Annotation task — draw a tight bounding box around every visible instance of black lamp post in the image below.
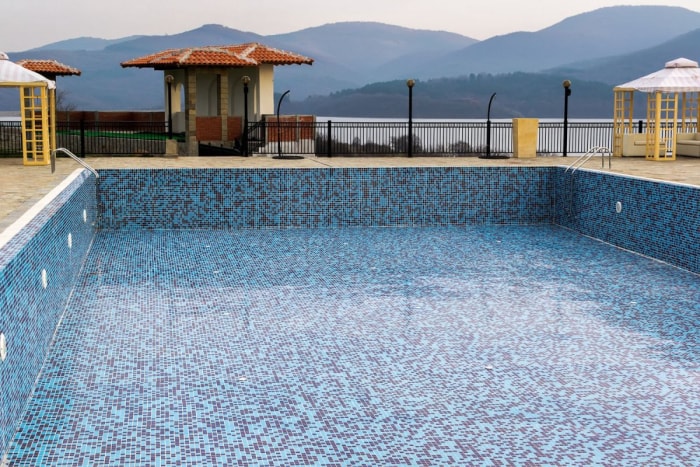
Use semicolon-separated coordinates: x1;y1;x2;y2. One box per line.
563;80;572;157
165;74;174;139
241;75;250;156
407;79;415;157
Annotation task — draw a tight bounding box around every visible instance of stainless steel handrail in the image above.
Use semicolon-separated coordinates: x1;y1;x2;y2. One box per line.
565;146;611;174
564;146;612;218
51;147;99;178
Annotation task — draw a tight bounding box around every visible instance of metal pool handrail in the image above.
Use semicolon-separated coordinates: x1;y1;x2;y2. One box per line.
51;147;99;178
565;146;612;175
563;146;612;219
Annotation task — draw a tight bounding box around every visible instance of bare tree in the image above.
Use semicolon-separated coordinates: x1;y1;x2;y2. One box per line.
56;88;77;112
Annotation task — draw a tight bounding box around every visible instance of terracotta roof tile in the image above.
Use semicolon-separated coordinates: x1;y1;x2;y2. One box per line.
121;43;313;69
16;59;81;76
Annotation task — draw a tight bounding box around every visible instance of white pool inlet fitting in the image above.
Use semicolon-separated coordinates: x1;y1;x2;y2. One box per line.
41;269;48;289
616;201;623;213
67;233;73;249
0;333;6;361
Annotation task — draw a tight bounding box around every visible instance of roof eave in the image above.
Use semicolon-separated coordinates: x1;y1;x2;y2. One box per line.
121;61;313;69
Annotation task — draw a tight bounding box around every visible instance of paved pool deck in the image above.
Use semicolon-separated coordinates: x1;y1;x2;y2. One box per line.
2;154;700;234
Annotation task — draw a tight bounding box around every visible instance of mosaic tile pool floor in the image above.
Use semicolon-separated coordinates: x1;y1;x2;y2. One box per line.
6;225;700;466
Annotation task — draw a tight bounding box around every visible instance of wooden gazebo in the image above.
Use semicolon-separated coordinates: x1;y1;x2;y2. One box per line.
613;58;700;161
0;52;56;165
121;43;313;156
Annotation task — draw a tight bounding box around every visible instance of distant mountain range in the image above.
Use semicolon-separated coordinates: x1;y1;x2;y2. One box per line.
2;5;700;118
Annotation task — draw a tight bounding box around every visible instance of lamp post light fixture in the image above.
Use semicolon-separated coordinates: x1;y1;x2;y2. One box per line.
407;79;415;157
562;79;572;157
241;75;250;156
165;74;174;140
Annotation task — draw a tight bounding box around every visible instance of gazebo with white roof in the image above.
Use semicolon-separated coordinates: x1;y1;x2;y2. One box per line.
613;57;700;161
0;52;57;165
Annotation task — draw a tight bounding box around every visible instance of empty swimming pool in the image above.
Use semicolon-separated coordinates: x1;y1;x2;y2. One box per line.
4;225;699;465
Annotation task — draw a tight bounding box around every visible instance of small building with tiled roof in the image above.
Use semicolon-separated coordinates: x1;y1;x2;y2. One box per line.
121;43;313;156
16;59;81;81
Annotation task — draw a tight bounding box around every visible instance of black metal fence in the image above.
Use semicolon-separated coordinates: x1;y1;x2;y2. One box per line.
0;121;21;155
58;120;171;156
537;121;616;156
251;120;617;156
0;120;170;156
0;118;636;157
314;121;512;156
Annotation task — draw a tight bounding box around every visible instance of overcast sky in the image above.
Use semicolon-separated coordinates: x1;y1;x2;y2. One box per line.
3;0;699;52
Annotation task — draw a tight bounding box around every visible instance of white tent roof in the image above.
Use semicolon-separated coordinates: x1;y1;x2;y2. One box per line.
0;51;56;89
616;58;700;93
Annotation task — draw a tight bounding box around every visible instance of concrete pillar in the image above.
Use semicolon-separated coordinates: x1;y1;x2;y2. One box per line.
512;118;539;158
218;71;229;141
185;69;199;156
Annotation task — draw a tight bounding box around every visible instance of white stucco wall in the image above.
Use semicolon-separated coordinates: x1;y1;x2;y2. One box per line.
163;65;277;126
163;70;186;132
227;68;258;120
195;72;218;116
259;65;275;116
224;65;274;121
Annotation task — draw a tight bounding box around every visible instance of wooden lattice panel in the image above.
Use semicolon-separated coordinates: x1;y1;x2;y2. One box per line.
612;89;635;157
20;85;52;166
645;92;676;161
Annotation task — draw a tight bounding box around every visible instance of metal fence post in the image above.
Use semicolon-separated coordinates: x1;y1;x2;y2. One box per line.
327;120;332;157
80;118;86;158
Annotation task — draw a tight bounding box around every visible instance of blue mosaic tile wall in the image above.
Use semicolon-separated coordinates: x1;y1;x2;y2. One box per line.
97;166;699;274
0;172;96;455
97;167;555;229
555;168;700;274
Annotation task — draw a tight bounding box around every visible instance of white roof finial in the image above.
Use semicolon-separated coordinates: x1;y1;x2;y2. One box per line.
665;57;699;69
